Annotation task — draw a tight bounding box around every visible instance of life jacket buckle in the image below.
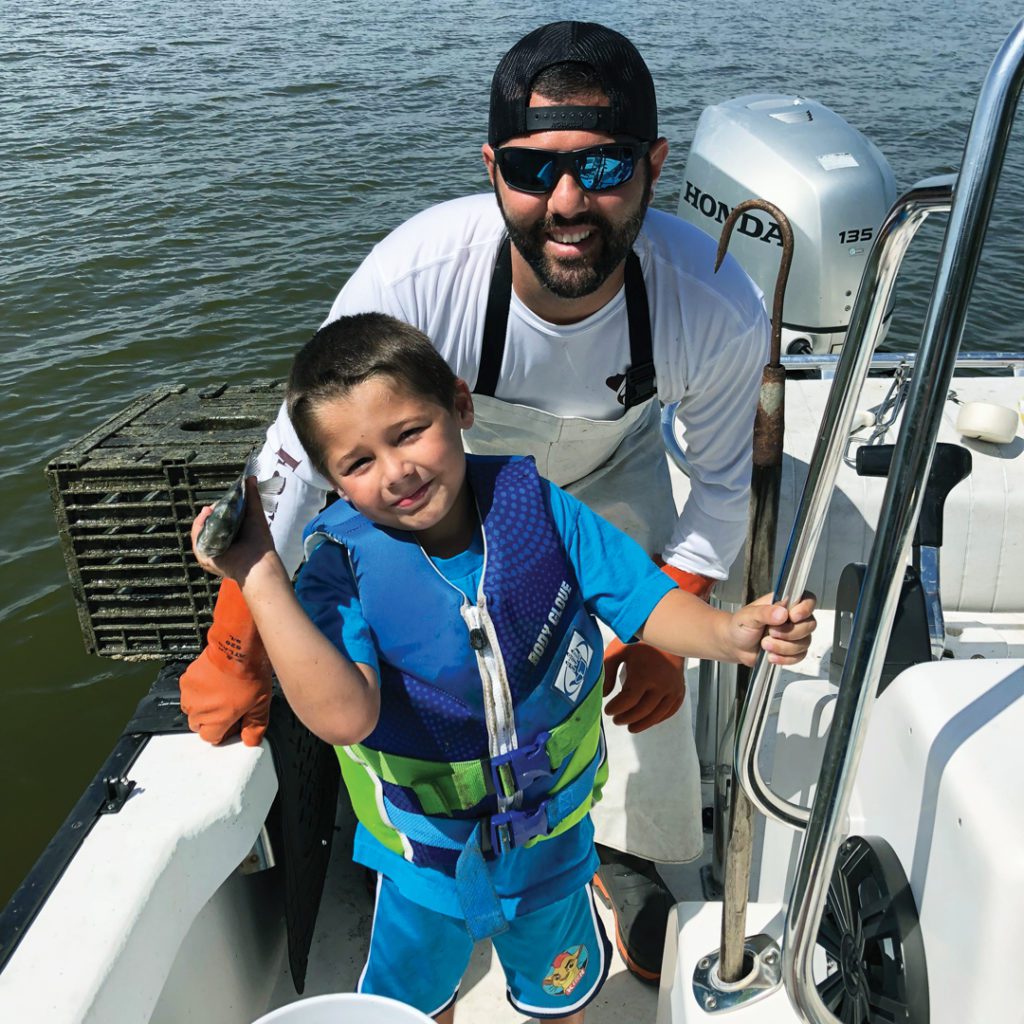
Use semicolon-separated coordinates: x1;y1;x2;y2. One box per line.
489;802;550;853
489;731;552;798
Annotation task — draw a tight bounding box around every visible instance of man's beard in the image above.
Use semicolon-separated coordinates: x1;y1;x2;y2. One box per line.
495;177;652;300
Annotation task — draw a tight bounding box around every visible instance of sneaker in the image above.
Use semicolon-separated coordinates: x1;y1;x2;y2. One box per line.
593;851;674;984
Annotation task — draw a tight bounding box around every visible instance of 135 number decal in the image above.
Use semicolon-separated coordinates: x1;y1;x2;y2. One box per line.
839;227;874;244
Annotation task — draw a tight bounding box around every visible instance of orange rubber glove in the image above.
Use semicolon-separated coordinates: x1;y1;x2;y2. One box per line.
602;561;716;732
179;579;272;746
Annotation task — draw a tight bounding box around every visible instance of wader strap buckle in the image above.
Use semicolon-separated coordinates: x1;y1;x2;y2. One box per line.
607;362;657;409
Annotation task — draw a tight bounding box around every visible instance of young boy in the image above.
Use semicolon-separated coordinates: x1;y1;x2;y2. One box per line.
191;313;816;1023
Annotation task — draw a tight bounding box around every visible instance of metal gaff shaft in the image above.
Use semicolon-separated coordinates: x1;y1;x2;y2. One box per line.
714;199;793;982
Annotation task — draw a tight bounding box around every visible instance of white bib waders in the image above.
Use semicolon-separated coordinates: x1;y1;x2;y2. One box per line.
466;238;703;864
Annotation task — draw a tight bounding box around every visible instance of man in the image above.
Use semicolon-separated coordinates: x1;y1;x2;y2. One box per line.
181;21;769;984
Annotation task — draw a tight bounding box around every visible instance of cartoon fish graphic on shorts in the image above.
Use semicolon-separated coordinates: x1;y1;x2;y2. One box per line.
543;944;589;996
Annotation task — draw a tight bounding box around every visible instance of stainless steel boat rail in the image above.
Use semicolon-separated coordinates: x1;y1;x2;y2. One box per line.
782;350;1024;373
781;20;1024;1024
664;176;955;888
732;172;955;829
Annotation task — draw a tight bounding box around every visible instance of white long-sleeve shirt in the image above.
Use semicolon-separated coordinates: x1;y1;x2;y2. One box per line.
262;193;769;578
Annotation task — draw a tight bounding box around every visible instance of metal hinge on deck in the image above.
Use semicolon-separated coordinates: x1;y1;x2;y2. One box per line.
98;775;136;814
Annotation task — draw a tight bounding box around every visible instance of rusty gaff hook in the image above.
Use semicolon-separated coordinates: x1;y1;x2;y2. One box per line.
715;199;794;471
715;198;795;369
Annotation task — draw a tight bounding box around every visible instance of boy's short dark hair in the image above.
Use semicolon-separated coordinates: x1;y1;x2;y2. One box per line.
287;313;458;479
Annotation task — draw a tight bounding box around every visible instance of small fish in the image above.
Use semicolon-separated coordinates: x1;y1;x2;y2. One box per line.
195;450;285;559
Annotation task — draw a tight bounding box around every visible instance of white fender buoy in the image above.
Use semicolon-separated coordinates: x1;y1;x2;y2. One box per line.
851;409;876;431
956;401;1020;444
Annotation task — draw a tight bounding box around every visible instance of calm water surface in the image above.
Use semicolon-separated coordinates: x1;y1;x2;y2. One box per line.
3;0;1024;903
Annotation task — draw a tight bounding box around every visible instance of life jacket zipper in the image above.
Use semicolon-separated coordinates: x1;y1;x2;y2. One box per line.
415;511;520;813
460;601;519;812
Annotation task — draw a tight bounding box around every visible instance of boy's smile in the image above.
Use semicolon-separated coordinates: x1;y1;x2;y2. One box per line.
319;376;476;556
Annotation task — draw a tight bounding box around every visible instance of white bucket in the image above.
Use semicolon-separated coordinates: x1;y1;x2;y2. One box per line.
252;993;434;1023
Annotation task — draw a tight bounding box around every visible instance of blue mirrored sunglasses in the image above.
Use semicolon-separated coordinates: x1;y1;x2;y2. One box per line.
495;141;650;194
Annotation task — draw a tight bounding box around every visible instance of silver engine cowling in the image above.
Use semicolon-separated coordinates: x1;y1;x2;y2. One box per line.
676;94;896;354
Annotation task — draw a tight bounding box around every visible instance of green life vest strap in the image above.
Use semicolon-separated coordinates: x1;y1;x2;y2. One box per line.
348;674;604;815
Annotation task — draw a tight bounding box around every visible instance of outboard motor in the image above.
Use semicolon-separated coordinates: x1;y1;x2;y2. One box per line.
677;94;896;354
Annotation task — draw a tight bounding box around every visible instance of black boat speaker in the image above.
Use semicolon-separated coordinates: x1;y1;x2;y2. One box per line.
817;835;929;1023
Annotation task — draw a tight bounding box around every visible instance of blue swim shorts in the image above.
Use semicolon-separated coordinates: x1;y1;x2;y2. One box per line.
359;874;612;1018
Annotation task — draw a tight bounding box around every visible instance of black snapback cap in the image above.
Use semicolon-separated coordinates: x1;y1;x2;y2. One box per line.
488;21;658;147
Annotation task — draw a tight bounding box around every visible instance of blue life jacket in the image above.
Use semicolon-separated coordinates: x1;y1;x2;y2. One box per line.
303;455;607;936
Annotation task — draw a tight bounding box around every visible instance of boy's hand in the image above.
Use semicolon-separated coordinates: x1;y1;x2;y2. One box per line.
728;593;817;667
183;477;288;748
191;477;279;585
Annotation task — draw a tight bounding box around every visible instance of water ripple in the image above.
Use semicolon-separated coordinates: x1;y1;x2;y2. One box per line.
3;0;1024;903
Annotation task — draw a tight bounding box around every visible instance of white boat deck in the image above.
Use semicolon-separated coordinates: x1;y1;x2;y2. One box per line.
271;602;1024;1021
2;372;1022;1024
